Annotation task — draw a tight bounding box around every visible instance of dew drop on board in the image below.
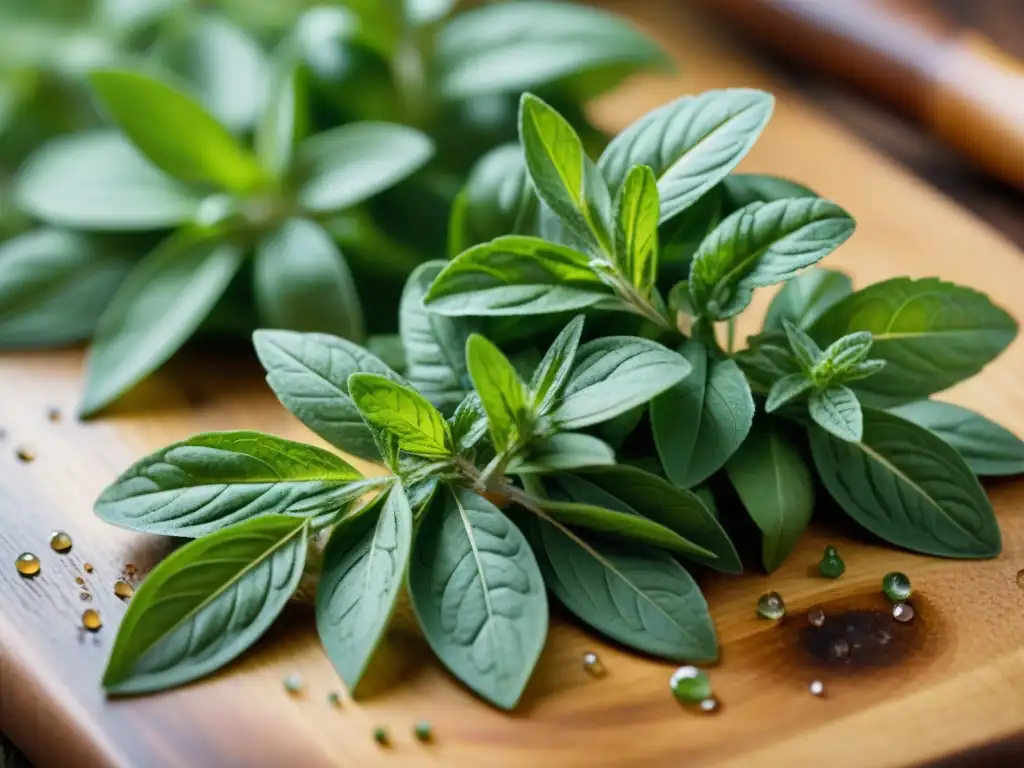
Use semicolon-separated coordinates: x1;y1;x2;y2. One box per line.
757;592;786;620
49;531;72;554
807;607;826;627
670;666;711;705
83;563;94;573
15;553;41;578
809;680;825;697
81;609;102;632
582;651;605;676
882;572;912;602
699;697;720;714
892;603;915;623
284;673;303;694
327;692;341;708
414;721;433;742
373;727;389;746
113;580;134;600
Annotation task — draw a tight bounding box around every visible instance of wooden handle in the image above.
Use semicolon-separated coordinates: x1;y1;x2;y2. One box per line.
692;0;1024;189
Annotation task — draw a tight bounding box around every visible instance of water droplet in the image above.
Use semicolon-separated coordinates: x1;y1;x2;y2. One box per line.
892;603;915;623
830;638;850;660
16;446;35;463
809;680;825;697
582;651;605;676
327;691;341;708
414;721;432;742
373;727;389;746
882;572;911;602
49;531;72;554
283;673;303;694
699;696;720;714
83;563;94;573
15;552;40;577
113;580;134;600
670;666;711;705
807;607;826;627
757;591;786;620
46;407;62;423
81;609;102;632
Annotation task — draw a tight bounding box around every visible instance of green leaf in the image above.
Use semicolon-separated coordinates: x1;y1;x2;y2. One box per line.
529;314;584;414
689;198;856;320
348;373;452;458
613;164;659;297
400;261;476;414
510;433;615;473
809;408;1001;558
784;319;822;373
80;232;244;417
89;70;266;193
449;392;488;453
16;131;199;230
566;466;741;573
95;431;366;536
293;122;433;213
254;218;364;341
809;278;1017;405
554;337;691;429
765;373;814;413
722;173;816;211
650;340;753;488
0;229;131;349
423;235;613;317
102;514;308;695
316;483;412;693
255;47;306;177
408;486;547;710
888;401;1024;477
725;425;814;572
764;267;852;331
465;334;528;452
406;0;456;25
809;385;863;442
253;329;405;461
530;518;717;661
434;2;666;99
599;89;774;222
659;188;724;277
518;93;612;253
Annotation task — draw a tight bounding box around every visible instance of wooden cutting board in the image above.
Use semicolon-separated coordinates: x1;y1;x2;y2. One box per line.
3;2;1024;766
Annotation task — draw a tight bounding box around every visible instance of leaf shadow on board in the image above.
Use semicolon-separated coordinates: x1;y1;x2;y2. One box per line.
352;593;434;700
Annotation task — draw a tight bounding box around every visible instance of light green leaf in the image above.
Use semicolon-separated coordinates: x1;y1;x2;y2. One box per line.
0;229;131;349
765;373;814;413
764;267;852;331
613;164;659;297
722;173;816;211
293;122;433;213
95;431;366;537
316;484;412;693
510;433;615;473
16;131;199;230
809;385;863;442
599;89;774;222
530;518;717;661
889;401;1024;477
89;69;266;193
689;198;856;320
554;337;691;429
255;47;306;177
529;314;584;414
348;373;451;458
651;340;753;488
102;514;308;694
466;334;528;452
809;408;1001;558
784;319;822;373
449;392;488;453
423;235;613;316
80;232;244;417
253;329;405;461
726;425;814;572
406;0;456;25
809;278;1017;405
408;486;547;710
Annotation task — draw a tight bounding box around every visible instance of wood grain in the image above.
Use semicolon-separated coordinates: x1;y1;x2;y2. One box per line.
3;1;1024;766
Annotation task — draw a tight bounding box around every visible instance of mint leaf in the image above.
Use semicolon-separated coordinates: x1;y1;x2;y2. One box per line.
510;433;615;473
466;334;528;452
612;164;659;297
764;267;852;332
765;373;814;413
449;393;489;453
255;48;305;177
529;314;584;414
722;173;816;211
809;408;1001;558
348;373;452;459
784;319;822;374
808;385;863;442
651;340;753;488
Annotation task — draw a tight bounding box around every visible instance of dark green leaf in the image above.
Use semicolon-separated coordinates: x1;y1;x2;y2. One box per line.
809;408;1001;558
348;373;452;458
722;173;816;211
529;314;584;414
764;267;852;332
510;433;615;473
102;514;308;694
613;164;659;297
659;188;724;277
466;334;528;452
449;392;488;453
784;319;822;373
765;373;814;413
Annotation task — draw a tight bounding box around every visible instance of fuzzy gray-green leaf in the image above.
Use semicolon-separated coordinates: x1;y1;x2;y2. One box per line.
809;385;863;442
764;267;852;331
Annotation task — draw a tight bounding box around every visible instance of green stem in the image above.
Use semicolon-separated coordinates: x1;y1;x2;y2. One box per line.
727;318;736;355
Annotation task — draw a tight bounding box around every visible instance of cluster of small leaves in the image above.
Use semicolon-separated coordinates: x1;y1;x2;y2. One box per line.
0;0;669;415
94;86;1023;711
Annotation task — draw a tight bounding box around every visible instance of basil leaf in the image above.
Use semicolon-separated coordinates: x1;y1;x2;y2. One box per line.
764;267;852;332
255;49;305;177
599;89;774;222
659;188;723;278
253;329;405;461
95;431;366;536
434;2;665;99
423;235;612;316
80;232;244;417
0;229;131;349
889;401;1024;477
568;466;741;573
449;392;489;453
765;373;814;413
466;334;528;452
554;337;691;429
102;514;308;695
510;433;615;473
400;261;475;414
530;518;717;661
613;164;659;297
689;198;856;320
809;408;1001;558
316;483;412;693
89;70;266;193
784;319;822;374
529;314;584;414
254;218;364;341
293;122;433;213
722;173;816;211
725;424;814;572
348;373;452;459
17;131;199;230
651;340;753;488
809;278;1017;405
409;486;547;710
